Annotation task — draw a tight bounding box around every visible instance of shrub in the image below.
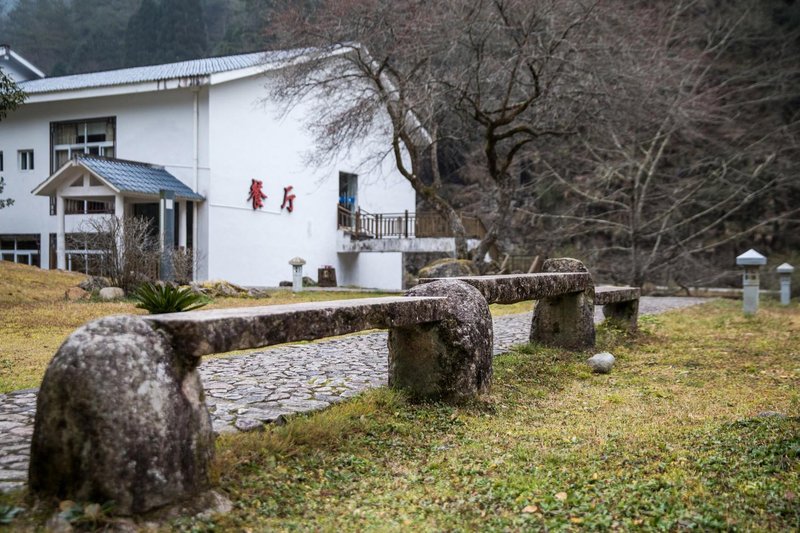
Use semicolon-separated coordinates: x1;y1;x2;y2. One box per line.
133;282;208;314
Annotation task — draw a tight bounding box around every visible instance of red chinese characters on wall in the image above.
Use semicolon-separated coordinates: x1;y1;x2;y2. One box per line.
247;180;297;212
281;186;296;212
247;179;267;210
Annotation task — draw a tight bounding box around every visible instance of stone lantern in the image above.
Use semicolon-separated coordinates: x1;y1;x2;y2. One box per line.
289;257;306;293
736;249;767;316
777;263;794;306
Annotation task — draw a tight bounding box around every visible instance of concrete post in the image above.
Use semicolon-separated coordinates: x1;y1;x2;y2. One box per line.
736;249;767;316
159;190;175;281
777;263;794;306
289;257;306;293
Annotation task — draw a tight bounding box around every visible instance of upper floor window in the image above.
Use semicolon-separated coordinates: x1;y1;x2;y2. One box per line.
0;151;4;172
51;117;116;172
19;150;34;170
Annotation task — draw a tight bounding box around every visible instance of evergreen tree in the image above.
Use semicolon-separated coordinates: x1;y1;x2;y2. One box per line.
158;0;209;63
125;0;162;66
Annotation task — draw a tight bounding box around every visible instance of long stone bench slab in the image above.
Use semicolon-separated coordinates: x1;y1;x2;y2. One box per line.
595;286;640;305
145;296;448;358
595;286;641;332
418;272;593;304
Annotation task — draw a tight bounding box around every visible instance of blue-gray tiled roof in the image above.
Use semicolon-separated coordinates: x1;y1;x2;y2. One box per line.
79;156;204;201
18;49;302;94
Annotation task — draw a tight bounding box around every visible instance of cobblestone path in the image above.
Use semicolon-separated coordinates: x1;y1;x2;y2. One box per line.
0;296;707;492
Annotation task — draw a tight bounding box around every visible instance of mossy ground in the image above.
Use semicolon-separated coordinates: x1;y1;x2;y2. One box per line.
179;300;796;531
1;262;798;530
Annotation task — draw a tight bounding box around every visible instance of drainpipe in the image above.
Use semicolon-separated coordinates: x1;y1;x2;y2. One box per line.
192;88;199;192
192;88;199;281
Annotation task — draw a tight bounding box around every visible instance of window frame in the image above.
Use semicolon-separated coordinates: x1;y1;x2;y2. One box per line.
50;117;116;173
18;149;34;171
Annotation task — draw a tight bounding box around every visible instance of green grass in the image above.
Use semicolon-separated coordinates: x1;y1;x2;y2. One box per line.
2;263;798;530
157;299;797;531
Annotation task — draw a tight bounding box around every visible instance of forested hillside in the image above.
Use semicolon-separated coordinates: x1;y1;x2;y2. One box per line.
1;0;798;287
0;0;281;75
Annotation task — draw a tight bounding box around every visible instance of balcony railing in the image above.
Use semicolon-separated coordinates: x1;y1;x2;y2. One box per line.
337;205;485;240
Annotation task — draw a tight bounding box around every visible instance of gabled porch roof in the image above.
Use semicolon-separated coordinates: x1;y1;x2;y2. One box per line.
32;155;205;201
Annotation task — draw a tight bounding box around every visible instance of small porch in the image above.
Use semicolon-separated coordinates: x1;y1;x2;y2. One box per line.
32;155;204;275
335;205;486;254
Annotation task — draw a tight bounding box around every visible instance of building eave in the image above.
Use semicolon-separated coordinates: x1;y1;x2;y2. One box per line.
32;160;122;197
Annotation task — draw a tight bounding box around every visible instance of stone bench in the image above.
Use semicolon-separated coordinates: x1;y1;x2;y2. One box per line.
421;258;598;350
30;284;493;515
29;257;639;516
595;285;641;332
421;258;642;348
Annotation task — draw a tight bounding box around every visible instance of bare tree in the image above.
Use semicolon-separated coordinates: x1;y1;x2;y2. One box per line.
520;0;800;286
271;0;595;265
77;215;159;292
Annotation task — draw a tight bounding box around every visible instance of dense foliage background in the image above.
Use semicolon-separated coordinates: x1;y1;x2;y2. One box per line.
1;0;798;287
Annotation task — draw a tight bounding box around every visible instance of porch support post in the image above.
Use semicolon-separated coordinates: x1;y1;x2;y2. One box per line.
159;190;175;281
178;200;188;248
56;196;66;270
114;194;124;219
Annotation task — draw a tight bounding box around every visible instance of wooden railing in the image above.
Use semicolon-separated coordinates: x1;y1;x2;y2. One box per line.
337;205;486;240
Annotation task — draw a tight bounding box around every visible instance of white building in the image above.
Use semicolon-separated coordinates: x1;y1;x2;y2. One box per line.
0;46;426;290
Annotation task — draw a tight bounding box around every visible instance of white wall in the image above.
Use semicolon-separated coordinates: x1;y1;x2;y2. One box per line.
0;87;208;268
0;68;416;290
207;71;415;290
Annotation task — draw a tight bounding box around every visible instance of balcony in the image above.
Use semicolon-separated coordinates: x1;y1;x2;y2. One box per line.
336;205;484;253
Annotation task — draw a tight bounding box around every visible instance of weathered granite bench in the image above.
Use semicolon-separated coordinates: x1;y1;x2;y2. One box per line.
29;257;639;516
421;258;641;348
595;285;641;332
29;284;493;515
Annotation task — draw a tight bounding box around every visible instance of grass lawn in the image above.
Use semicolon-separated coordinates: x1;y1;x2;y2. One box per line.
1;263;798;530
0;262;398;393
193;300;797;531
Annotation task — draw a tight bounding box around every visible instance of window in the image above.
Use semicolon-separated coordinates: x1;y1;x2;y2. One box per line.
19;150;34;170
0;234;41;267
0;151;4;172
51;117;116;172
64;198;115;215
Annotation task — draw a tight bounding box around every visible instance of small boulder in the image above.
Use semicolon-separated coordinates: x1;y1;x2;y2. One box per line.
278;280;292;287
64;287;90;301
98;287;125;300
418;258;478;279
78;276;110;292
587;352;615;374
757;411;787;419
246;288;271;298
302;276;318;287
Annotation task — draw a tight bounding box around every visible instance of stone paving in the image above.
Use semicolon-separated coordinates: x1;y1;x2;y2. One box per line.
0;296;707;492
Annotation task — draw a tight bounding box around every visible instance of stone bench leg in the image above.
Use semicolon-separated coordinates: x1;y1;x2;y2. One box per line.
388;279;493;402
530;290;596;349
529;257;596;350
602;300;639;333
29;316;214;515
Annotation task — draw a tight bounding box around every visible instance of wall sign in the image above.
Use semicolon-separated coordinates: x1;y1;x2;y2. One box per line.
281;185;296;212
247;179;267;210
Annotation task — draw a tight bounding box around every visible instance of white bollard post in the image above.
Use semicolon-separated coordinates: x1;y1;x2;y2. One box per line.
736;249;767;316
777;263;794;306
289;257;306;293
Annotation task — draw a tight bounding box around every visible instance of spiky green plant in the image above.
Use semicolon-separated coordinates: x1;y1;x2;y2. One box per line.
133;282;208;314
